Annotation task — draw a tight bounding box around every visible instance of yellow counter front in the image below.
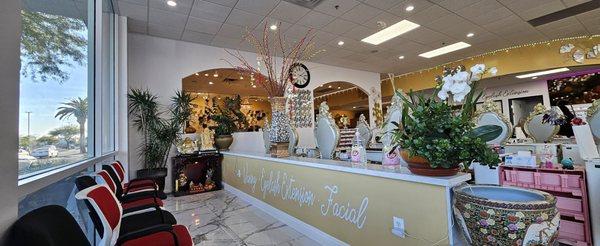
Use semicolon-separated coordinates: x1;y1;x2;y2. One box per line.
221;151;470;246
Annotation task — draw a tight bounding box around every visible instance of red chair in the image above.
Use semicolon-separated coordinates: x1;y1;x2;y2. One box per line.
75;184;192;246
96;170;165;211
102;162;167;200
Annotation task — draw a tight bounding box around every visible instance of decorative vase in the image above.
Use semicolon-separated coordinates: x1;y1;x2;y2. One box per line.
215;135;233;151
400;150;459;176
269;96;290;157
453;185;559;246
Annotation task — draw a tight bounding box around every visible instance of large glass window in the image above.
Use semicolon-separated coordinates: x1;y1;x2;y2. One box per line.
101;0;116;153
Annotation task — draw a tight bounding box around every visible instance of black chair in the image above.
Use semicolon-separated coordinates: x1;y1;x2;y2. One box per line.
11;205;91;246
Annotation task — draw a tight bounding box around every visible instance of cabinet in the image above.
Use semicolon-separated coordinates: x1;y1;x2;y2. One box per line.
500;166;591;245
171;152;222;197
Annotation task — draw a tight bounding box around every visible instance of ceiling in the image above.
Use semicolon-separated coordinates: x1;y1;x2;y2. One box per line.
116;0;600;74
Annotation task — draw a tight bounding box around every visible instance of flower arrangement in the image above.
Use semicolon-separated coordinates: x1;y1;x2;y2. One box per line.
226;23;319;97
390;64;502;175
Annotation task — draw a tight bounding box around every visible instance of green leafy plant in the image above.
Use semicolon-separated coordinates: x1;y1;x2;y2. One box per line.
390;82;502;169
210;95;247;136
128;89;194;169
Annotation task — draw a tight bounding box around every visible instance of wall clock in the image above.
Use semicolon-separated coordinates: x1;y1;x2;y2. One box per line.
289;63;310;88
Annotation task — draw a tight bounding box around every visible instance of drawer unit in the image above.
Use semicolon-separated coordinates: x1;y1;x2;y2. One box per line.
499;166;591;245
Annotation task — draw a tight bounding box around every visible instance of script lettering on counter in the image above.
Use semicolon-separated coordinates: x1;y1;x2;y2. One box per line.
320;185;368;229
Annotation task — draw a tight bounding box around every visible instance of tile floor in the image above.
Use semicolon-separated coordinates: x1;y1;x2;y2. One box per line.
163;190;320;246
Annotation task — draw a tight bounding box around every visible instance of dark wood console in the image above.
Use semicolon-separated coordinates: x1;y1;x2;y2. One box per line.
171;152;223;197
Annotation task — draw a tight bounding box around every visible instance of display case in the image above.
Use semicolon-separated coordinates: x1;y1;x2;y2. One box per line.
171;152;223;197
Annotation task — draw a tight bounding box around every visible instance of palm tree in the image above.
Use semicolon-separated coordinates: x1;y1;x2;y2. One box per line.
55;97;88;153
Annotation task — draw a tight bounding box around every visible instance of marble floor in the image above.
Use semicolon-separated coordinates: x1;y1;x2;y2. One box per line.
163;190;320;246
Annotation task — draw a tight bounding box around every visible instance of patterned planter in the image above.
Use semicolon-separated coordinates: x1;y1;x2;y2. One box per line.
453;185;559;246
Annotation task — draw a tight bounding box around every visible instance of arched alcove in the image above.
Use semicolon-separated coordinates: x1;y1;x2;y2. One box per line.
313;81;370;129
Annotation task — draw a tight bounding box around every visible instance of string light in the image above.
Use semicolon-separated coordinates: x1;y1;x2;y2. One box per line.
383;35;600;83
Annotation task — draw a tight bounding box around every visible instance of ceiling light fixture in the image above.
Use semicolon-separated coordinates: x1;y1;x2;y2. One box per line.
337;86;341;89
270;24;277;30
515;68;569;78
466;32;474;37
208;81;214;85
337;40;344;46
166;0;177;7
328;85;332;88
213;73;218;77
361;20;420;45
398;55;405;59
419;42;471;58
405;5;414;11
204;73;209;77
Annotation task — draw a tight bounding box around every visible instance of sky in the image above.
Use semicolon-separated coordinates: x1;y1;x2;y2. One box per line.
19;58;87;137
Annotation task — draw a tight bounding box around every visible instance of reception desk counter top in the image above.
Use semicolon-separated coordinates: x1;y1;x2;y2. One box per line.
222;151;471;187
220;151;468;246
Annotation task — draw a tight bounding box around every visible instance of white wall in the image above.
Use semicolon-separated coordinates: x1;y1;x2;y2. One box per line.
128;33;381;192
0;0;21;241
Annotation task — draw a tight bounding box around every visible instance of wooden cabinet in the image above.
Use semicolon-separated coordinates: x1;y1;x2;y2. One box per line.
171;152;222;197
500;166;591;245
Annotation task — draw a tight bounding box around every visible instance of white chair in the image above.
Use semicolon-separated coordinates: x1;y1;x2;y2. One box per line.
314;102;340;159
524;103;559;143
473;100;513;145
356;114;372;148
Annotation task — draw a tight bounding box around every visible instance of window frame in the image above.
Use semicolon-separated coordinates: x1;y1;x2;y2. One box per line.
17;0;120;197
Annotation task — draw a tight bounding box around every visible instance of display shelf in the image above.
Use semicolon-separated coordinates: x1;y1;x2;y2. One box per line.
338;128;356;149
171;152;223;197
499;165;592;245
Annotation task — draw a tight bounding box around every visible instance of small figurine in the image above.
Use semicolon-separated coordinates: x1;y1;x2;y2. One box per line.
198;126;216;151
176;137;197;154
340;115;350;129
204;169;216;190
178;173;188;190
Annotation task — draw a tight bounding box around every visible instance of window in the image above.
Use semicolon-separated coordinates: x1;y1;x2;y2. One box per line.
18;0;117;180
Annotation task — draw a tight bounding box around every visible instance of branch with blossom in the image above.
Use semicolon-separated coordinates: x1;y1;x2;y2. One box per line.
225;22;319;97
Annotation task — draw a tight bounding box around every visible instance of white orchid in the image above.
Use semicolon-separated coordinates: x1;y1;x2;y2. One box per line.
470;64;486;75
436;64;498;103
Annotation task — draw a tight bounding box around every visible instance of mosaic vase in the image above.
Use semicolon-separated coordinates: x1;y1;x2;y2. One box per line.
453;185;559;246
269;96;290;143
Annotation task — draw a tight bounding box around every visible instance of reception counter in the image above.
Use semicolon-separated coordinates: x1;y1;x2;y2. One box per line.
221;151;470;246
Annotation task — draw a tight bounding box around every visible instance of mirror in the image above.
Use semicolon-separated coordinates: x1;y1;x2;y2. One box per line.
313;82;369;129
182;68;271;133
314;102;340;159
524;104;559;143
474;101;512;145
588;100;600;141
288;125;299;156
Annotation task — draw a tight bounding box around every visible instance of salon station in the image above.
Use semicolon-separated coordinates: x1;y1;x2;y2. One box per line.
5;0;600;246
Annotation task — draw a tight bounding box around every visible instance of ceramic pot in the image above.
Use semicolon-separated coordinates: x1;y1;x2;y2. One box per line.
399;150;459;176
215;135;233;151
453;185;559;246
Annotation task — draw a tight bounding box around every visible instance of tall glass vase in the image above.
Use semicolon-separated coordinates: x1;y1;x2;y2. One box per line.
269;96;290;157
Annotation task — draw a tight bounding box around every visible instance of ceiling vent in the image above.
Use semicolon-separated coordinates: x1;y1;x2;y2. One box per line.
283;0;325;9
528;0;600;26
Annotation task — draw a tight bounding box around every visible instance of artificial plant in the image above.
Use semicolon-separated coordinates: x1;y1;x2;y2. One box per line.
128;88;194;169
210;95;247;135
389;65;502;169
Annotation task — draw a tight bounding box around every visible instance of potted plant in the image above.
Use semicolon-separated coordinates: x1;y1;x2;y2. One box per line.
128;88;194;191
390;64;502;176
210;96;247;150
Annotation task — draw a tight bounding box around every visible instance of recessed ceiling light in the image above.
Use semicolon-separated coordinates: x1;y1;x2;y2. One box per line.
466;32;474;37
166;0;177;7
337;86;341;89
208;81;214;85
353;106;357;109
531;76;538;79
337;40;344;46
328;85;332;88
405;5;414;11
204;73;209;77
270;24;277;30
419;42;471;58
515;68;569;79
398;55;405;59
240;76;244;79
213;73;218;77
195;73;199;76
361;20;420;45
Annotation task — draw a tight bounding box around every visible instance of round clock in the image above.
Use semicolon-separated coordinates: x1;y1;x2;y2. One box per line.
289;63;310;88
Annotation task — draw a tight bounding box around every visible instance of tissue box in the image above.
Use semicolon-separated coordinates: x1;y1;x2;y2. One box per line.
505;154;537;167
